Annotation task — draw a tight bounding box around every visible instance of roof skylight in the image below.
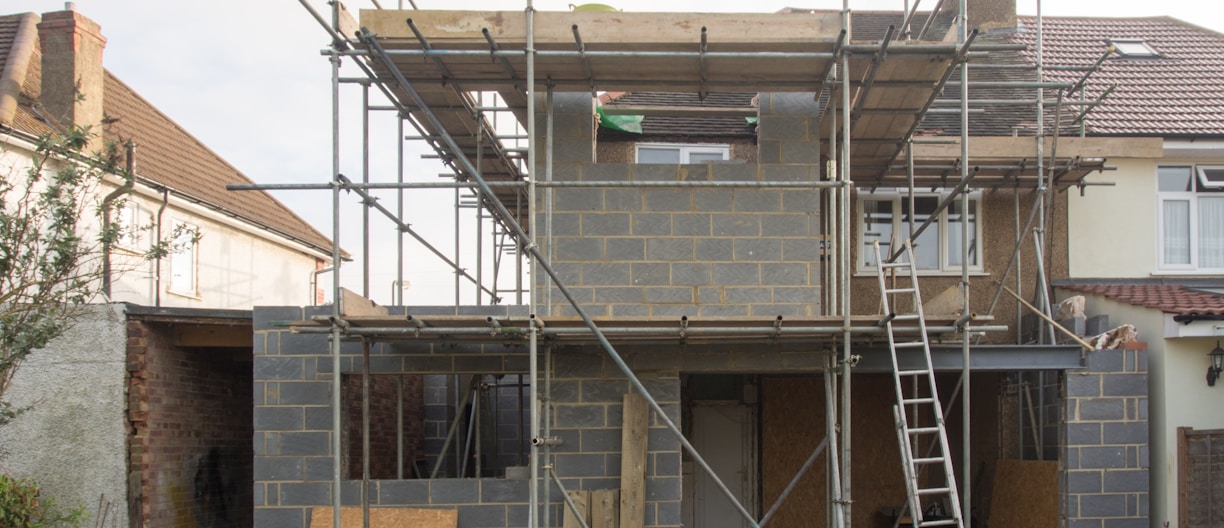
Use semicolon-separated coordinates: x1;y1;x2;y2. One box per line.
1108;38;1159;57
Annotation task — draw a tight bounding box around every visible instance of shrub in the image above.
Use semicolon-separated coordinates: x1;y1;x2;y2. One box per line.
0;473;84;528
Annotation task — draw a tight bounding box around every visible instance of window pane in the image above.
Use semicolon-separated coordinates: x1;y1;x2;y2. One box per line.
688;151;727;163
904;197;940;270
1199;167;1224;189
1200;197;1224;269
862;199;893;267
1158;166;1194;192
948;198;978;267
1163;200;1191;265
638;147;680;164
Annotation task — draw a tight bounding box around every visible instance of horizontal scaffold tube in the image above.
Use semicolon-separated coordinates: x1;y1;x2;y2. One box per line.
290;324;1010;337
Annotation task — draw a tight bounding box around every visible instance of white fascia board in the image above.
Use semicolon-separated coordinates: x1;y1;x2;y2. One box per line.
1165;313;1224;338
1163;139;1224;159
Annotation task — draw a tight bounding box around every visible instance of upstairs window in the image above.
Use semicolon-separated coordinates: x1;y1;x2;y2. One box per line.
1108;38;1159;58
168;221;199;296
636;143;729;164
859;190;982;273
1158;166;1224;272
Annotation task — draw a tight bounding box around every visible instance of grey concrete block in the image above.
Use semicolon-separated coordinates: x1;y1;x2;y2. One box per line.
758;141;782;164
582;379;630;403
698;287;721;304
783;189;820;212
554;404;607;428
280;431;330;456
633;164;682;182
733;190;783;212
711;163;758;181
613;304;652;317
1067;373;1102;398
1066;519;1101;528
1102;422;1148;444
734;238;782;261
554;453;607;477
403;355;455;373
726;287;773;303
758;116;807;140
1079;493;1126;517
279;382;331;406
583;262;631;285
648;428;682;452
651;452;682;478
679;164;710;181
657;500;682;526
1079;398;1126;421
302;457;333;481
673;213;712;236
454;355;504;373
642;378;679;401
670;263;711;286
458;505;510;528
645;476;682;500
1080;446;1127;469
254;456;303;481
581;428;623;451
761;164;810;182
781;141;822;163
1103;469;1148;493
280;482;329;506
695;238;734;261
762;263;808;285
699;304;750;317
765;93;820;116
632;263;670;286
644;287;694;304
694;189;734;212
481;479;529;503
1086;349;1125;373
713;263;761;286
606;237;646;260
555;188;603;211
774;286;820;303
546;213;582;236
254;382;267;405
1102;374;1147;397
595;287;644;303
1066;470;1102;494
712;214;760;236
651;304;701;317
1067;423;1102;445
644;189;692;211
254;307;304;331
430;479;479;504
1103;519;1147;528
555;351;605;378
380;479;429;505
754;304;807;317
585;163;631;181
254;507;304;528
646;239;695;261
582;213;630;237
556;237;604;260
604;189;642;211
762;214;811;236
632;213;673;236
279;331;329;357
256;407;304;431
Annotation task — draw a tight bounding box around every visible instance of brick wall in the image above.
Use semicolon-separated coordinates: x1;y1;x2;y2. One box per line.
1062;344;1149;527
127;320;254;528
342;374;425;480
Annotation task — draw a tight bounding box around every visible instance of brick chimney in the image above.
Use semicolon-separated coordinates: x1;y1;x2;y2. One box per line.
969;0;1017;33
37;4;106;153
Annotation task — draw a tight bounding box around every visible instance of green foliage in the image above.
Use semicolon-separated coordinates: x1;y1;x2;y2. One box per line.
0;473;85;527
0;124;192;430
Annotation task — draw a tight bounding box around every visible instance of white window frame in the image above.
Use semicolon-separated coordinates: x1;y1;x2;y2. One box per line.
1158;165;1224;273
857;189;984;274
1108;38;1159;57
114;201;147;253
635;143;730;164
168;221;199;297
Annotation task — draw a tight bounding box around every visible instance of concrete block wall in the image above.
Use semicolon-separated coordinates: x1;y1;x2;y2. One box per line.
537;92;824;318
1062;345;1149;527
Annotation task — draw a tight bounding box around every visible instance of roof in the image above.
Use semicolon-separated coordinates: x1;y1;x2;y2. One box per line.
601;91;756;140
1057;283;1224;316
1014;15;1224;136
0;11;333;257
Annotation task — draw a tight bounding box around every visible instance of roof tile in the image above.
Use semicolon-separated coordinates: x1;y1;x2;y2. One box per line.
1058;283;1224;316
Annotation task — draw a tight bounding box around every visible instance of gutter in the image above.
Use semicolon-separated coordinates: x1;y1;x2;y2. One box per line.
1173;313;1224;324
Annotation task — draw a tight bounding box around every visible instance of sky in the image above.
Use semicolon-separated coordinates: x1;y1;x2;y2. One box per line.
7;0;1224;306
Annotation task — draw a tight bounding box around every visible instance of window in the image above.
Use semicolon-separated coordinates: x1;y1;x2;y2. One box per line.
636;143;729;163
168;221;198;295
858;190;982;273
1108;38;1159;58
114;202;146;251
1158;166;1224;271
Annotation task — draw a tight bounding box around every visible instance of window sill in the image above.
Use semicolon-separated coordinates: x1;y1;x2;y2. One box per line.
854;270;990;278
166;288;202;301
1151;271;1224;277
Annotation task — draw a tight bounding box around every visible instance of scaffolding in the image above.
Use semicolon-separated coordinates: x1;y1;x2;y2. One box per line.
233;1;1121;526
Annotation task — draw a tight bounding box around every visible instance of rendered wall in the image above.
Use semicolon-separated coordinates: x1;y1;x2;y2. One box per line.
1066;158;1159;279
0;304;130;527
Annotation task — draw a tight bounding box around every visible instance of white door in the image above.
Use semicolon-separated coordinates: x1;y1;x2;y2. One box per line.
691;404;756;528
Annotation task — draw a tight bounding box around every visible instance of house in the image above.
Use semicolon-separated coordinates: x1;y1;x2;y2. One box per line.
0;7;333;527
1026;15;1224;528
250;2;1159;528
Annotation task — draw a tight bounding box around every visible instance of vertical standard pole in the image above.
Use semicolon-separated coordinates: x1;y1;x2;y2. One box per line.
525;2;540;527
824;353;845;528
545;87;555;310
362;83;371;298
542;345;554;528
959;0;972;520
362;341;371;528
455;184;462;306
476;94;485;305
397;375;404;479
328;6;343;526
838;2;853;525
397;115;405;305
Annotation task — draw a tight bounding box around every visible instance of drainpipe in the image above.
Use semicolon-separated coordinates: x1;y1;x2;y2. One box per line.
101;143;136;298
154;187;169;307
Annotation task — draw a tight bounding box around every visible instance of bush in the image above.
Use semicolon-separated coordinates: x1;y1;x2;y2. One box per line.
0;473;84;528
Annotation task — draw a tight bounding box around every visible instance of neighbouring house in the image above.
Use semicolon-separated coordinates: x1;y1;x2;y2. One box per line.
251;2;1160;528
0;7;333;527
1028;15;1224;528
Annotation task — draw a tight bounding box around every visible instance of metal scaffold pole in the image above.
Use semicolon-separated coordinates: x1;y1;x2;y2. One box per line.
524;3;540;527
328;2;343;526
839;2;853;526
958;0;972;520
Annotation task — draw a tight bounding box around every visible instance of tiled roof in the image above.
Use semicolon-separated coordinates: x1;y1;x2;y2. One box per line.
1057;283;1224;316
0;11;332;255
601;92;757;140
1013;16;1224;136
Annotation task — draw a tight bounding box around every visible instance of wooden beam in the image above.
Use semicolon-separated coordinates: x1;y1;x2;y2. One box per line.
309;507;457;528
620;392;649;528
562;490;590;528
174;325;253;348
590;490;620;528
340;287;388;318
912;136;1163;160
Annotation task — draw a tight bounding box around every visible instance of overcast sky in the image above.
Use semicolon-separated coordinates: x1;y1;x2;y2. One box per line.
8;0;1224;306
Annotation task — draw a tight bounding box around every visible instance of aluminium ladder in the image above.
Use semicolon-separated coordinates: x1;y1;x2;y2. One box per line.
873;240;964;528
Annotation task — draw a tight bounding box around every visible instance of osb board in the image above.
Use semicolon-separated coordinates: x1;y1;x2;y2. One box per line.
988;460;1058;528
761;375;907;528
309;507;457;528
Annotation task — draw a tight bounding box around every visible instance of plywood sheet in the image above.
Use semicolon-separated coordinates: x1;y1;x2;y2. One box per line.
563;490;590;528
309;507;457;528
620;391;649;528
988;460;1058;528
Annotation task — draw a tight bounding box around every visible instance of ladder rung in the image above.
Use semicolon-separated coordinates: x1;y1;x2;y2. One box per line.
908;426;941;435
893;341;926;348
912;457;945;465
902;397;936;405
894;314;922;321
884;287;916;294
917;487;952;495
880;261;910;269
920;519;960;527
897;369;930;377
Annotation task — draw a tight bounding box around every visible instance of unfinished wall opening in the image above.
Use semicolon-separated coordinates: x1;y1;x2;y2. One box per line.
681;374;759;528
